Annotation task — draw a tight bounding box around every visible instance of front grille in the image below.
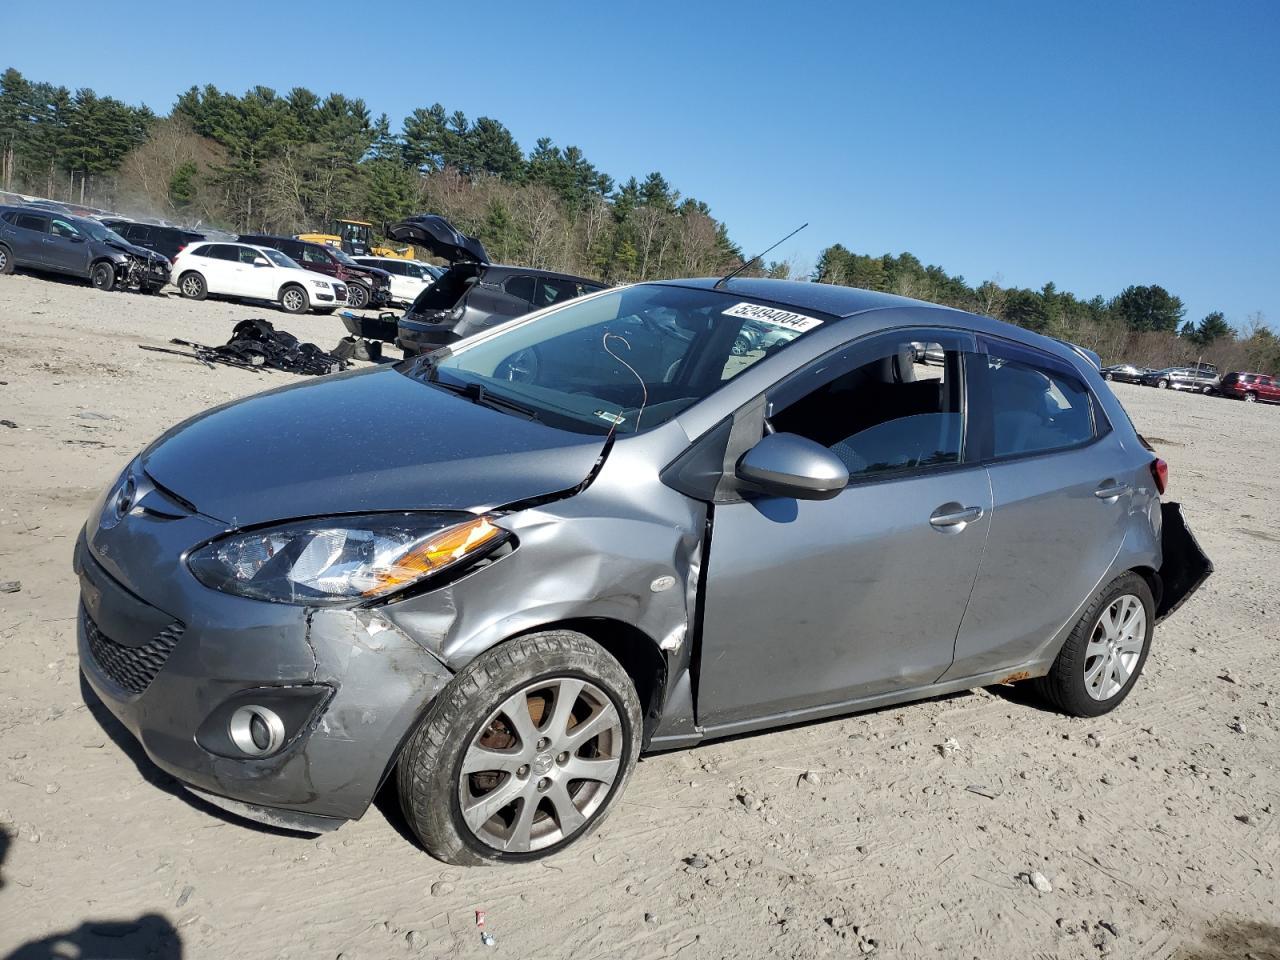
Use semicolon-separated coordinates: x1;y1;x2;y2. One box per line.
84;608;185;695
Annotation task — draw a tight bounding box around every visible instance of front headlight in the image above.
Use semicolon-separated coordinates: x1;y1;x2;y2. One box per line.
311;279;331;289
188;513;505;605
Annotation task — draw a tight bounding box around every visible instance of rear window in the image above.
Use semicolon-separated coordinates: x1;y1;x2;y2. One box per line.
16;213;48;232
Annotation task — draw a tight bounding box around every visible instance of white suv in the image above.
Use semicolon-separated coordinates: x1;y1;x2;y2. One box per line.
172;242;347;314
352;256;439;306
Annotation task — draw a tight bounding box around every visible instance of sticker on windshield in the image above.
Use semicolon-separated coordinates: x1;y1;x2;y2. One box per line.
723;302;823;333
595;410;626;425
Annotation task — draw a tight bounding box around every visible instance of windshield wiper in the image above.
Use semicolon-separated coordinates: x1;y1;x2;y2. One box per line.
428;377;541;421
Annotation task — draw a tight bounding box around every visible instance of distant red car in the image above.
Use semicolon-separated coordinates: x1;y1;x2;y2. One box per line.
1219;371;1280;403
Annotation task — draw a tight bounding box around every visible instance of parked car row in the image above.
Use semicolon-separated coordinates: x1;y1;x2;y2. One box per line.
1102;359;1278;405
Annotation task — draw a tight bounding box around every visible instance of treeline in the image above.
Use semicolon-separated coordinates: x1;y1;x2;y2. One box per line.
815;245;1279;374
0;68;741;283
1;66;1273;372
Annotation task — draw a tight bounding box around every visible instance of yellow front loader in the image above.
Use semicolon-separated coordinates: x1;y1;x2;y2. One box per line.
296;219;415;259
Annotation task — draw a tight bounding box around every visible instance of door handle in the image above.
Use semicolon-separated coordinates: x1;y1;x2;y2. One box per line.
1093;481;1131;500
929;504;984;529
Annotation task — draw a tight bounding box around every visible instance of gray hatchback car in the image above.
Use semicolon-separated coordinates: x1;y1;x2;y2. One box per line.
76;278;1211;864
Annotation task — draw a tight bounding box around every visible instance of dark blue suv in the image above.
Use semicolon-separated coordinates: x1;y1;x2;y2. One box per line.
0;206;170;292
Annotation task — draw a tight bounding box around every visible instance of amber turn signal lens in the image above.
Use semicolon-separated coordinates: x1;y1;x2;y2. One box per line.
364;516;504;594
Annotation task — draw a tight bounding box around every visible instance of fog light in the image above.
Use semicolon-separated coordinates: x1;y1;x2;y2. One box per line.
229;705;286;757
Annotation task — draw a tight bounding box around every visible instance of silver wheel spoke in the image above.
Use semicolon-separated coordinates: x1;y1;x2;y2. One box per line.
502;796;539;853
564;702;620;752
461;775;524;832
1111;654;1133;688
497;689;540;750
545;780;586;836
544;678;585;740
562;754;619;786
1085;636;1109;659
461;745;526;776
1084;655;1108;688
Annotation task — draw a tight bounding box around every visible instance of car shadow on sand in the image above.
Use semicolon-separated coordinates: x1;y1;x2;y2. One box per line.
78;673;316;841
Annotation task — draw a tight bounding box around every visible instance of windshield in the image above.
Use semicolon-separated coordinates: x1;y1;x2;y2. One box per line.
81;220;129;246
405;284;827;436
331;248;361;267
263;248;298;268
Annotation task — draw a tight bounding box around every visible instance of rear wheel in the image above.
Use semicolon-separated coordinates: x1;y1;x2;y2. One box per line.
396;631;642;865
1157;378;1169;389
91;261;116;291
347;282;370;309
279;284;309;314
0;244;13;275
1033;572;1154;717
178;272;207;300
1244;392;1258;403
1104;372;1114;381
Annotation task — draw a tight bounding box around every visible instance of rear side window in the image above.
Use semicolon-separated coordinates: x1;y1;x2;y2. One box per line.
535;277;582;308
205;244;239;261
503;275;536;302
187;243;211;257
16;214;48;232
769;334;967;481
985;346;1097;458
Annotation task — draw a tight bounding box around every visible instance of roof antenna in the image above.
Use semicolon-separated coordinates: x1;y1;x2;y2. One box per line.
714;222;808;289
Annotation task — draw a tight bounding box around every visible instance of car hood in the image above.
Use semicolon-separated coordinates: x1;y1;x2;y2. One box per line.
140;366;607;527
387;214;489;265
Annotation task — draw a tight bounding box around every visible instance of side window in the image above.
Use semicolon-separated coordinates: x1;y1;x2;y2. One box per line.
301;246;329;265
50;218;80;239
985;346;1097;458
769;335;966;480
238;247;262;264
534;277;580;308
207;244;239;261
15;214;48;232
503;275;536;302
187;244;210;258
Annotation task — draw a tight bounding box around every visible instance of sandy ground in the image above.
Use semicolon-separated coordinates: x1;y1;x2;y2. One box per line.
0;272;1277;960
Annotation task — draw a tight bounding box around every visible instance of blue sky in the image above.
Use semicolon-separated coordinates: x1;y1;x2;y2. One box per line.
7;1;1278;327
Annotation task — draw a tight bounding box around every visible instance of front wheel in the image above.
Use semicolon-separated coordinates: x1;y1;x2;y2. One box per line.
347;282;370;309
396;631;642;865
1157;379;1169;389
279;284;309;314
0;244;13;275
1033;572;1154;717
1104;372;1114;381
1244;392;1257;403
91;261;116;291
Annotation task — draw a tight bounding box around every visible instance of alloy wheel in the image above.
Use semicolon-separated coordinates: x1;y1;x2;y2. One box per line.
1245;393;1257;403
283;289;305;312
458;677;622;854
181;276;202;297
1083;594;1146;701
1158;379;1168;389
0;249;7;271
348;283;369;308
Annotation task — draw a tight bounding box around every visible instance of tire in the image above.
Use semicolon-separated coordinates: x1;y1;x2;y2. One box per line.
91;261;116;292
347;282;370;309
1244;392;1257;403
1157;379;1169;389
1033;572;1154;717
279;284;309;314
1104;372;1114;381
0;244;13;275
178;272;207;300
396;630;643;865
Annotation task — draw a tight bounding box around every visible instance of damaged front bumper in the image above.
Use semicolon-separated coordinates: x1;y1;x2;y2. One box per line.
74;532;453;827
1155;501;1213;621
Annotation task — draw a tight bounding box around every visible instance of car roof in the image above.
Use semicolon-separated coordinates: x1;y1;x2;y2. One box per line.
658;277;932;318
482;264;606;285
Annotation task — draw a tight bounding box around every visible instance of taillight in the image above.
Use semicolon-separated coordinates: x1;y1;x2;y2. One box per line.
1150;458;1168;495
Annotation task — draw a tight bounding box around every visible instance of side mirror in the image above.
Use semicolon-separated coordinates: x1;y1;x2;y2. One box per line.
736;432;849;501
69;235;85;243
253;257;270;267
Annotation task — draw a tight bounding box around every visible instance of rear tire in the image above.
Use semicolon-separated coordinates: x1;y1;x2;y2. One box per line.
1157;379;1169;389
1104;372;1114;381
347;282;370;309
279;284;309;314
178;272;207;300
1244;392;1257;403
396;631;643;865
0;244;13;275
91;261;116;291
1033;572;1154;717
